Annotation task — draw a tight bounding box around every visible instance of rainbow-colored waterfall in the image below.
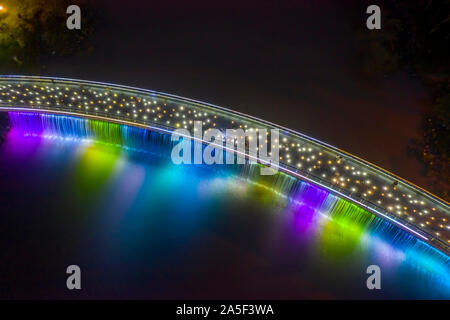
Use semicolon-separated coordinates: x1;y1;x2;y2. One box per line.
0;112;448;299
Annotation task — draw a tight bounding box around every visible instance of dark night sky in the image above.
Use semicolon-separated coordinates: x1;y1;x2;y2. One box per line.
39;0;432;190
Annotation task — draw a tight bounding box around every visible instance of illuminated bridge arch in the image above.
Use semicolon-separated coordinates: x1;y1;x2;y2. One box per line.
0;75;448;254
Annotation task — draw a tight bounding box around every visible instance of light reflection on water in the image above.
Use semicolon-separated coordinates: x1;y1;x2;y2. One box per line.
0;115;449;299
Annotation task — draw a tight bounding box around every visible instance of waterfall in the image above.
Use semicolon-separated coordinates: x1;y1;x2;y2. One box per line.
6;111;450;276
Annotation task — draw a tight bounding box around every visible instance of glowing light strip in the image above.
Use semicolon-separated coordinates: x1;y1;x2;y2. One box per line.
0;75;447;206
1;106;429;242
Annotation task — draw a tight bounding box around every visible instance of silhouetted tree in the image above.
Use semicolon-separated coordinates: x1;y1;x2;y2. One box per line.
410;89;450;200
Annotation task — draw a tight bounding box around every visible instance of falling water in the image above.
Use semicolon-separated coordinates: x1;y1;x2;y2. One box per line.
1;111;449;299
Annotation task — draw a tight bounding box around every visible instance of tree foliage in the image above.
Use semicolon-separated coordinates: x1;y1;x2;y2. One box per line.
355;0;449;200
410;88;450;201
0;0;93;71
398;0;450;201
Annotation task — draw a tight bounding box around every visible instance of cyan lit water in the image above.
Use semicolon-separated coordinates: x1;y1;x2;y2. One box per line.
0;112;449;299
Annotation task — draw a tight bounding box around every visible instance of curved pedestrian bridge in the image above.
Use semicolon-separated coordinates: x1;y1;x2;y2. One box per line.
0;75;448;254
